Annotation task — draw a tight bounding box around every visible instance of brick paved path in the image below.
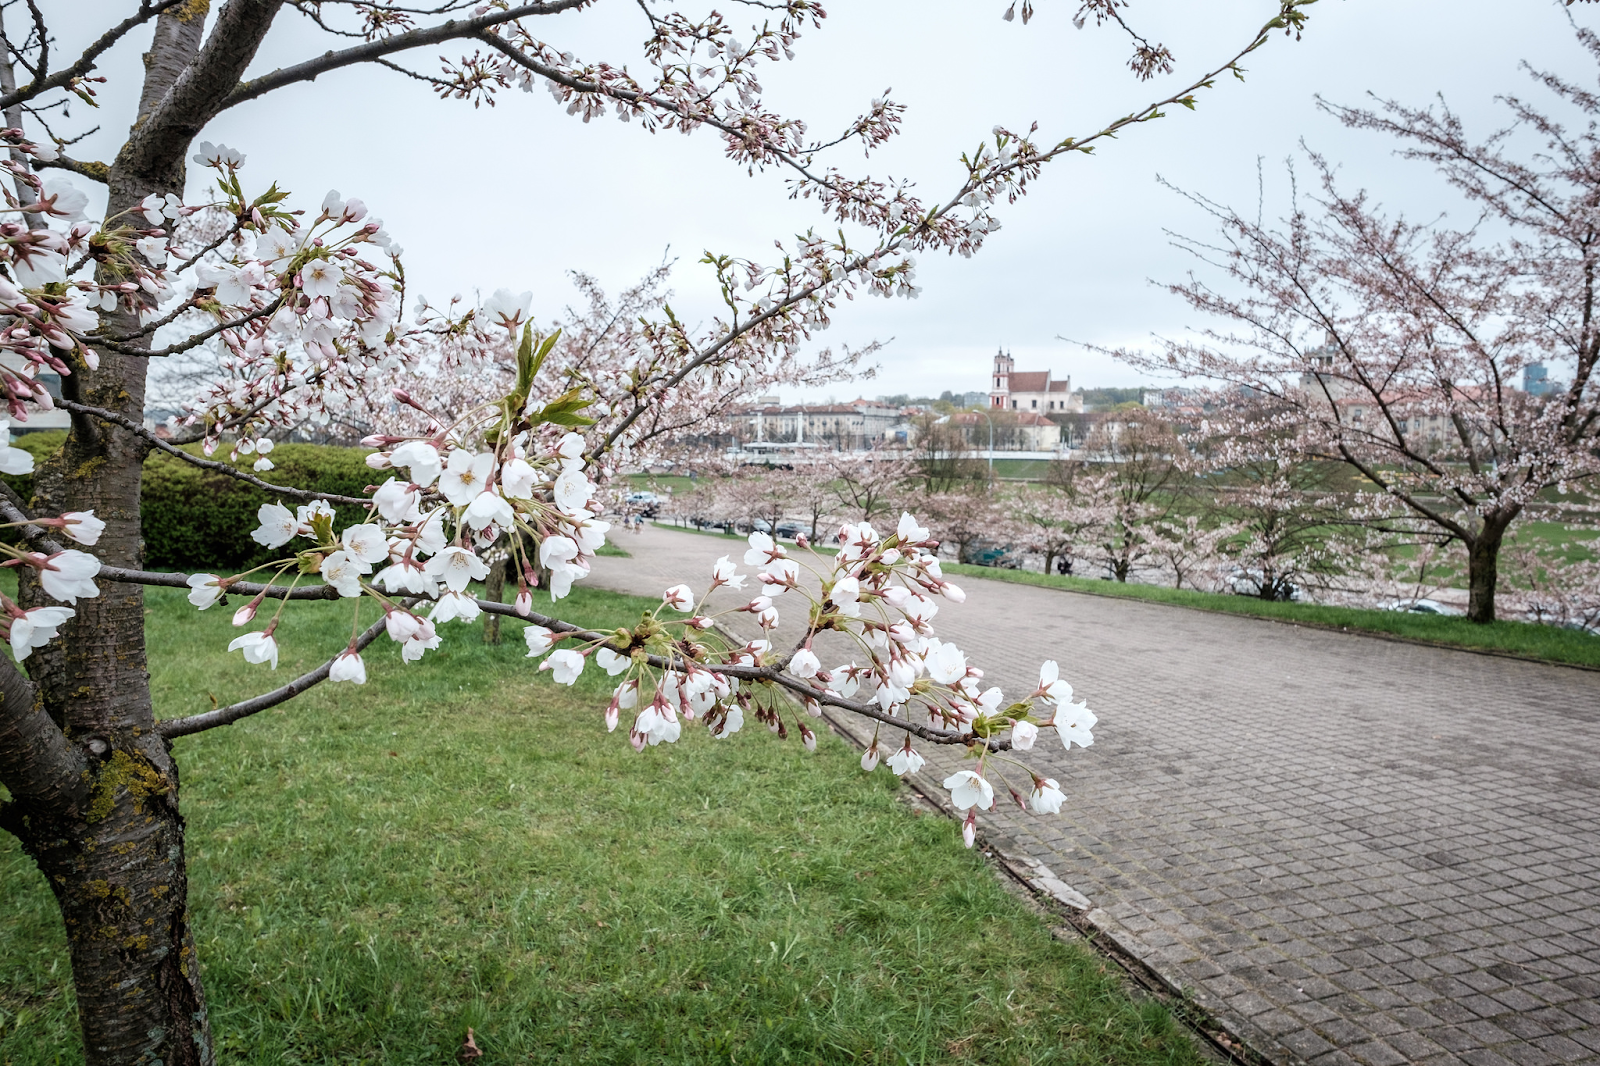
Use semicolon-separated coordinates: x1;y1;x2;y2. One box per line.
588;526;1600;1066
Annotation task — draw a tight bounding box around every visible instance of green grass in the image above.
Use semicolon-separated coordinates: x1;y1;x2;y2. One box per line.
987;459;1061;481
0;586;1201;1065
627;473;698;496
942;564;1600;668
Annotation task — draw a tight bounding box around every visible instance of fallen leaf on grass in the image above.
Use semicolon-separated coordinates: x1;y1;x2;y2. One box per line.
457;1028;482;1062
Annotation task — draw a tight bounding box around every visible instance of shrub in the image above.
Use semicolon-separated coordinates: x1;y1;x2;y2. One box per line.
141;443;375;571
4;433;376;569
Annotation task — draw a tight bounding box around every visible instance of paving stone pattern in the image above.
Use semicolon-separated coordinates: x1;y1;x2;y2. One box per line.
588;526;1600;1066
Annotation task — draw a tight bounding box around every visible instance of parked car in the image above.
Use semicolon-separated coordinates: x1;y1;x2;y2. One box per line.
749;518;806;540
1379;598;1462;617
961;538;1022;568
624;491;661;517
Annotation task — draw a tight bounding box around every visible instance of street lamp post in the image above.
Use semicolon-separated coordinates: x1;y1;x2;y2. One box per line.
978;407;994;474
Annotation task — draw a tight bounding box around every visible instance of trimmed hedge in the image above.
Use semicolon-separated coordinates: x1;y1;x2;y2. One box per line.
142;443;375;571
3;434;376;571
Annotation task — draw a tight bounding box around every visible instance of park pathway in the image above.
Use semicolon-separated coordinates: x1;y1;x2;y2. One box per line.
588;524;1600;1066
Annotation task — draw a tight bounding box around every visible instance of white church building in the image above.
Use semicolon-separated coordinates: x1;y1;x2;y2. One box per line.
988;349;1082;413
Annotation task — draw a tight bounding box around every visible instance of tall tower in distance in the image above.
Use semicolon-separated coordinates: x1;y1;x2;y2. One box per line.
989;347;1013;409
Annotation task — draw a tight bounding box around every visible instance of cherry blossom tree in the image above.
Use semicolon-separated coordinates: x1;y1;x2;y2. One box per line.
1011;479;1106;576
1073;414;1188;581
1144;513;1234;590
1500;532;1600;632
0;0;1313;1060
828;448;914;525
1119;30;1600;622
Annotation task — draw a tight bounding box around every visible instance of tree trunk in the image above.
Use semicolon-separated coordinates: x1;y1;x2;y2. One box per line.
17;316;215;1066
0;3;284;1058
1466;513;1515;624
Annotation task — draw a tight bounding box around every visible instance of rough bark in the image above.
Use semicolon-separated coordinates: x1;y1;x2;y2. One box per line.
1465;511;1515;624
0;2;284;1061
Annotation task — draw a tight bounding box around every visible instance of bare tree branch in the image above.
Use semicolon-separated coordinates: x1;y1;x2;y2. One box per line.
216;0;592;113
158;612;392;738
0;0;192;112
54;398;373;505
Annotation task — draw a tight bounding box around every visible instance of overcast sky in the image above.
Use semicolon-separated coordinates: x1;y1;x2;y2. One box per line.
58;0;1600;401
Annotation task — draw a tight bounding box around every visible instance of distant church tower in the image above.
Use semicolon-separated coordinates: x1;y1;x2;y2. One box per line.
989;348;1013;409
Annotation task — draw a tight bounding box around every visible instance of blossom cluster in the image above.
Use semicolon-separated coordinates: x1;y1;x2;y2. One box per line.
520;513;1097;847
0;132;406;452
183;397;605;675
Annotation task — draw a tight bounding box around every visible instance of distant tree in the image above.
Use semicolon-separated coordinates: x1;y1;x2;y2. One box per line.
1074;415;1189;581
912;413;988;493
829;451;914;525
1120;32;1600;622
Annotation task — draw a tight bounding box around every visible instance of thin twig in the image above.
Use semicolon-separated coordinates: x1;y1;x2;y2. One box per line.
55;397;372;505
158;612;394;738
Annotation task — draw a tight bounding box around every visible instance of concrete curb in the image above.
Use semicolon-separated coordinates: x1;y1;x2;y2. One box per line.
815;705;1293;1066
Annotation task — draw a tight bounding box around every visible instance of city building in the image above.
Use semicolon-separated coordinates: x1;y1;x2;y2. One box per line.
944;409;1062;451
987;349;1083;414
1524;364;1558;397
737;397;901;450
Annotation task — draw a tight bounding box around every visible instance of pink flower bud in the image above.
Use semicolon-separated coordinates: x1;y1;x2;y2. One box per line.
962;810;977;848
515;588;532;617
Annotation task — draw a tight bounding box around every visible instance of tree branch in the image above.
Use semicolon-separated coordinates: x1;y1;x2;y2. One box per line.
36;154;109;184
472;597;1010;752
158;612;391;738
0;650;88;813
89;293;286;356
216;0;591;113
98;566;343;601
0;0;193;112
54;397;373;505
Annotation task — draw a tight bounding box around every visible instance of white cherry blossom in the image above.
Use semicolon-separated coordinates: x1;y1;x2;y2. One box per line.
790;648;820;678
60;511;104;547
425;546;489;592
1030;779;1066;814
329;650;367;684
227;630;279;669
342;524;389;566
439;450;493;507
524;625;557;656
186;574;224;610
250;502;298;548
543;648;585;685
596;647;629;675
10;606;74;661
942;769;995;811
887;743;925;777
320;550;368;597
38;550;100;604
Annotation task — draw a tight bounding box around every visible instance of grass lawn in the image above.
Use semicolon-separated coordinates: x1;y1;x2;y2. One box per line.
941;564;1600;669
0;585;1201;1065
